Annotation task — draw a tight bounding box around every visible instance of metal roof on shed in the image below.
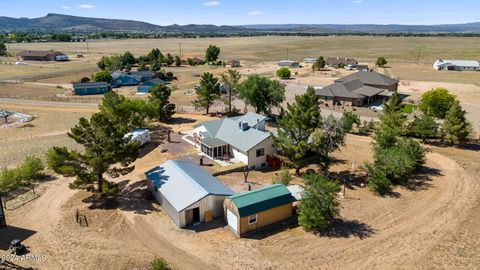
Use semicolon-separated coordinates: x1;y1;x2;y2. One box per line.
228;184;296;217
145;160;234;212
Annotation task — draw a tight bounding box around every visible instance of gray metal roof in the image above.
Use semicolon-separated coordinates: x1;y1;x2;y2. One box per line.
230;112;267;128
336;71;398;87
145;160;234;212
73;82;108;89
199;113;271;153
142;78;166;86
201;137;227;148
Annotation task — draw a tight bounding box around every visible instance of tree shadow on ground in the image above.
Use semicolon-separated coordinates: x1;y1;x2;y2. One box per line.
83;180;159;215
425;140;480;152
0;226;36;250
317;219;375;239
138;142;160;158
167;117;197;125
403;165;442;191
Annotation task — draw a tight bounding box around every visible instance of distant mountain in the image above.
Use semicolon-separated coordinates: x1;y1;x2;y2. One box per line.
0;13;479;34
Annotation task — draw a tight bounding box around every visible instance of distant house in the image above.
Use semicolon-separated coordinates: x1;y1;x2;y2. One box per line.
145;160;235;228
137;78;166;93
73;82;109;95
223;184;296;237
433;60;480;71
111;71;141;88
193;112;274;169
304;58;317;63
326;57;358;69
226;59;241;67
315;71;399;106
128;71;154;82
278;60;300;68
17;50;68;61
181;56;204;65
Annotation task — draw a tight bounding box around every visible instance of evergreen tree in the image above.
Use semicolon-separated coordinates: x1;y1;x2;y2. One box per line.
408;115;438;141
220;69;241;115
375;57;388;67
47;112;139;195
382;91;404;114
149;84;176;122
205;45;221;63
238;75;285;114
0;42;7;56
298;173;341;231
443;101;471;144
138;60;148;71
192;72;220;114
312;56;326;71
274;87;322;175
340;111;361;133
165;53;174;66
311;115;346;174
174;55;182;67
150;60;161;72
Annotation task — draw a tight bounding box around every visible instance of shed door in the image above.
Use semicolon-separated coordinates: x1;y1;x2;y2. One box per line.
227;209;238;233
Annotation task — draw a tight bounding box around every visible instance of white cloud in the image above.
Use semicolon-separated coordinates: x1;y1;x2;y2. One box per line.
77;4;96;9
60;6;71;10
353;0;364;3
202;1;220;6
249;11;263;16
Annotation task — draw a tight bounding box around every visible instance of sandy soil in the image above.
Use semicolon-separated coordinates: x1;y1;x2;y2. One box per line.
1;133;479;270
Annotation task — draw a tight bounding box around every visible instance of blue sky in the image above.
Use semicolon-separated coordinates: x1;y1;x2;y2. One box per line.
2;0;480;25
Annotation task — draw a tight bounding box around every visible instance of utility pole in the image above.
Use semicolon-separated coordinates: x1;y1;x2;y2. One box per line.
286;48;289;60
179;43;182;57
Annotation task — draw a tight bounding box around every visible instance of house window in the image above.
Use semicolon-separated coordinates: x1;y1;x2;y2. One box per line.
261;163;266;167
256;148;265;157
248;214;257;224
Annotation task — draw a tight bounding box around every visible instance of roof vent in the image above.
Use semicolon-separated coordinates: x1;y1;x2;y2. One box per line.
239;121;249;131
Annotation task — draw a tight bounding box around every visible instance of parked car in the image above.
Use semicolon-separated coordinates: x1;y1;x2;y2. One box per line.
369;105;383;111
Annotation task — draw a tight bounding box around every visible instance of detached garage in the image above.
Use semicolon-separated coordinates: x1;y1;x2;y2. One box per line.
223;184;296;237
145;160;234;228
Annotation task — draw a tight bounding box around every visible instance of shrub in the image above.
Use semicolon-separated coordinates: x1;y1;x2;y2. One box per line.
375;57;388;67
272;167;292;185
92;70;113;83
340;111;361;133
151;257;171;270
365;165;391;195
276;67;291;79
0;156;44;193
408;115;438;141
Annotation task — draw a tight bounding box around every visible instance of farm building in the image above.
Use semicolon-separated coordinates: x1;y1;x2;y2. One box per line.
224;184;296;237
326;57;358;69
73;82;110;95
433;60;480;71
17;50;68;61
128;71;154;82
278;60;300;68
137;78;166;93
111;72;141;87
304;58;317;63
193;112;274;169
145;160;235;228
315;71;399;106
226;59;241;67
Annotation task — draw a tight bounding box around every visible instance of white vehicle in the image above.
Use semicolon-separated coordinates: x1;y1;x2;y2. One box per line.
370;105;384;111
15;61;27;65
124;129;151;146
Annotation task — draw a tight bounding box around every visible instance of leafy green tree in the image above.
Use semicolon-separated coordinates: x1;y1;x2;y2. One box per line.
99;91;154;129
298;173;341;231
147;48;163;63
193;72;220;114
138;60;148;71
121;51;136;66
97;56;108;70
0;42;7;56
174;55;182;67
220;69;241;114
274;87;322;175
150;60;161;72
375;57;388;67
276;67;291;79
238;75;285;114
149;84;176;122
272;166;292;185
443;101;471;144
92;70;113;83
47;112;139;195
340;111;361;133
165;53;174;66
312;56;326;71
419;88;456;119
408;115;438;141
311;115;346;174
363;164;391;195
205;45;221;63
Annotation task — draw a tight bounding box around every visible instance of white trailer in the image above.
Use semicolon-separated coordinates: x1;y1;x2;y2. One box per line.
125;129;151;146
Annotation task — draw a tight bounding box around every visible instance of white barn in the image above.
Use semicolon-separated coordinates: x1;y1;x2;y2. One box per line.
433;60;480;71
145;160;234;228
192;113;274;169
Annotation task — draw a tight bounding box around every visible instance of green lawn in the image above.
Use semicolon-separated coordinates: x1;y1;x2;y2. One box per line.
403;104;418;114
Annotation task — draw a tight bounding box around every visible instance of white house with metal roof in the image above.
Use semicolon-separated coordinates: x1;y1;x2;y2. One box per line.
192;112;274;169
433;60;480;71
145;160;234;228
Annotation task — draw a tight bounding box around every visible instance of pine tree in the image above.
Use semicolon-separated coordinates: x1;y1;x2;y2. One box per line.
149;84;176;122
443;101;471;144
274;87;322;175
311;115;346;174
382;91;404;114
220;69;241;115
192;72;220;114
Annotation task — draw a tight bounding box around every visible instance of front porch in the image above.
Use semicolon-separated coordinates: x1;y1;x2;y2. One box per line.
199;137;242;167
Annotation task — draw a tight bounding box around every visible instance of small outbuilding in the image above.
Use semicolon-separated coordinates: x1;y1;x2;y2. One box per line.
146;160;235;228
73;82;110;95
278;60;300;68
223;184;296;237
137;78;166;93
226;59;241;67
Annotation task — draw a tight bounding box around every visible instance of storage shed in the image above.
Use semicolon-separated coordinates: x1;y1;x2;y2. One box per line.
224;184;296;237
146;160;235;228
73;82;109;95
137;78;166;93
